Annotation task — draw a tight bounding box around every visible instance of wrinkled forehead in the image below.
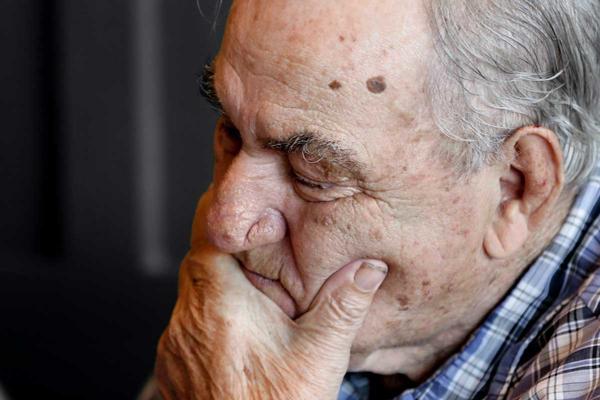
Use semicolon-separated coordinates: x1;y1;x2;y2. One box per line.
221;0;431;80
214;0;438;171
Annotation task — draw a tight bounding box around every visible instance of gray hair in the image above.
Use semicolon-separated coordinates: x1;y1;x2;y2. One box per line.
427;0;600;185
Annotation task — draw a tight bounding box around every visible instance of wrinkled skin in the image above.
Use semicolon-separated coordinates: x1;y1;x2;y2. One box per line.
156;193;388;399
203;0;509;375
156;0;569;397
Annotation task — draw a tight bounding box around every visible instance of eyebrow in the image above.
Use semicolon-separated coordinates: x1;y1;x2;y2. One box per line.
199;62;366;179
264;133;367;180
198;61;225;114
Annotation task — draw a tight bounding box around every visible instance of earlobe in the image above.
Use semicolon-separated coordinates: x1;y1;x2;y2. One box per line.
483;125;564;260
484;201;529;259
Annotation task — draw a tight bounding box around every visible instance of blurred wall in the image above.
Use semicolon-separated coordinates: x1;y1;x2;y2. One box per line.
0;1;230;398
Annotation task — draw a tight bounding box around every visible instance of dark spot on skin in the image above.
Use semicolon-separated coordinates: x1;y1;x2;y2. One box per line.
534;124;541;128
339;35;345;42
287;32;302;43
421;280;432;298
488;275;498;285
396;294;410;310
329;80;342;90
369;228;383;241
443;283;454;293
385;319;397;329
402;166;408;172
409;135;422;144
398;111;416;126
366;76;387;94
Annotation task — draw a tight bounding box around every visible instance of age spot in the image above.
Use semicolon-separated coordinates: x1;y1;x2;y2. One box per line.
369;228;383;241
366;76;386;94
338;35;345;42
329;80;342;90
397;294;410;310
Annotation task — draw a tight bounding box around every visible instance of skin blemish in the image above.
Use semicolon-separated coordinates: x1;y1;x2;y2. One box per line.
366;76;387;94
421;280;432;298
338;35;345;42
313;214;335;227
398;111;416;126
396;294;410;310
329;80;342;90
369;228;383;241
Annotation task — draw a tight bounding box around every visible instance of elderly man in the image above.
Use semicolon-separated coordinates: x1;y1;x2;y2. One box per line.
153;0;600;398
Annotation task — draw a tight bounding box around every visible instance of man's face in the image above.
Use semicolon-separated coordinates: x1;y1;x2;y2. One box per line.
199;0;503;371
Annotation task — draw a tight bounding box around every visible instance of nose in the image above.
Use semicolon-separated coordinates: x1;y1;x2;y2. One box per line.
204;153;287;253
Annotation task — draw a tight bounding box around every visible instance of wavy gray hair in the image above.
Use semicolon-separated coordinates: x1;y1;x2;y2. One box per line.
427;0;600;185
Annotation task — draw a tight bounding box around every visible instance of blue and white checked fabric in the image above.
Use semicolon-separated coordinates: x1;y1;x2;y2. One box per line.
339;167;600;400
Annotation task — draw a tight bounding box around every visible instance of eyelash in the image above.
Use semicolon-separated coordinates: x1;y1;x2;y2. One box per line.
292;173;333;190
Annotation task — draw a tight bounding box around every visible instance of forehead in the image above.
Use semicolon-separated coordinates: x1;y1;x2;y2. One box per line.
215;0;438;169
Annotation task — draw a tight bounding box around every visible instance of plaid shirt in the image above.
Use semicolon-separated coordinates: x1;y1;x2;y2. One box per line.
340;168;600;400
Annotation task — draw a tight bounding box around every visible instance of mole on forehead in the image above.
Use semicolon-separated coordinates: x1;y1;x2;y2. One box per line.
366;76;387;94
328;80;342;90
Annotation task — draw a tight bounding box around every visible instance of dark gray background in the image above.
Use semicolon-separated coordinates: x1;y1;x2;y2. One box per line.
0;1;230;398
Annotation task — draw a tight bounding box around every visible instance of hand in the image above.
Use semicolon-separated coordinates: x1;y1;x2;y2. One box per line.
155;197;388;400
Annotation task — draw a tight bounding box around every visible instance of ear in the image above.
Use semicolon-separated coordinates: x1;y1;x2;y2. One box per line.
484;126;565;259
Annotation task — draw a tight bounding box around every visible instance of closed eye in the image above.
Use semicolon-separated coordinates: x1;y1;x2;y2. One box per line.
292;173;334;190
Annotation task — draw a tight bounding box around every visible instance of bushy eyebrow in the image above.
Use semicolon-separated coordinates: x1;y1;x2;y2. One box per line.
199;62;366;179
264;132;366;179
198;62;224;114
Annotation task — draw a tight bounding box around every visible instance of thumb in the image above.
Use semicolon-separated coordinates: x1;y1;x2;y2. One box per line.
295;259;388;356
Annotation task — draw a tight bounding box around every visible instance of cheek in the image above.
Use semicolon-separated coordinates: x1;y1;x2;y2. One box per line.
374;200;488;310
285;199;385;297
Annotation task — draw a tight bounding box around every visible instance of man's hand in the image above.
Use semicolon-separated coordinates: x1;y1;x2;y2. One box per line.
155;234;387;399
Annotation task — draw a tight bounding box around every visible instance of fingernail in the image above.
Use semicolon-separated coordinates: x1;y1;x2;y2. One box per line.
354;262;387;291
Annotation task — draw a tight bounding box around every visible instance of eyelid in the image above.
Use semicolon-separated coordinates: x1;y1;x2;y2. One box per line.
293;172;334;190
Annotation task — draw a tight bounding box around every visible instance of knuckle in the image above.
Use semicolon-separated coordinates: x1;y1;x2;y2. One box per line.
329;288;369;323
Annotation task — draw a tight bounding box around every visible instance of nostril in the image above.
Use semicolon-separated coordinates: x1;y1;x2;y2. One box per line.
246;208;287;247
